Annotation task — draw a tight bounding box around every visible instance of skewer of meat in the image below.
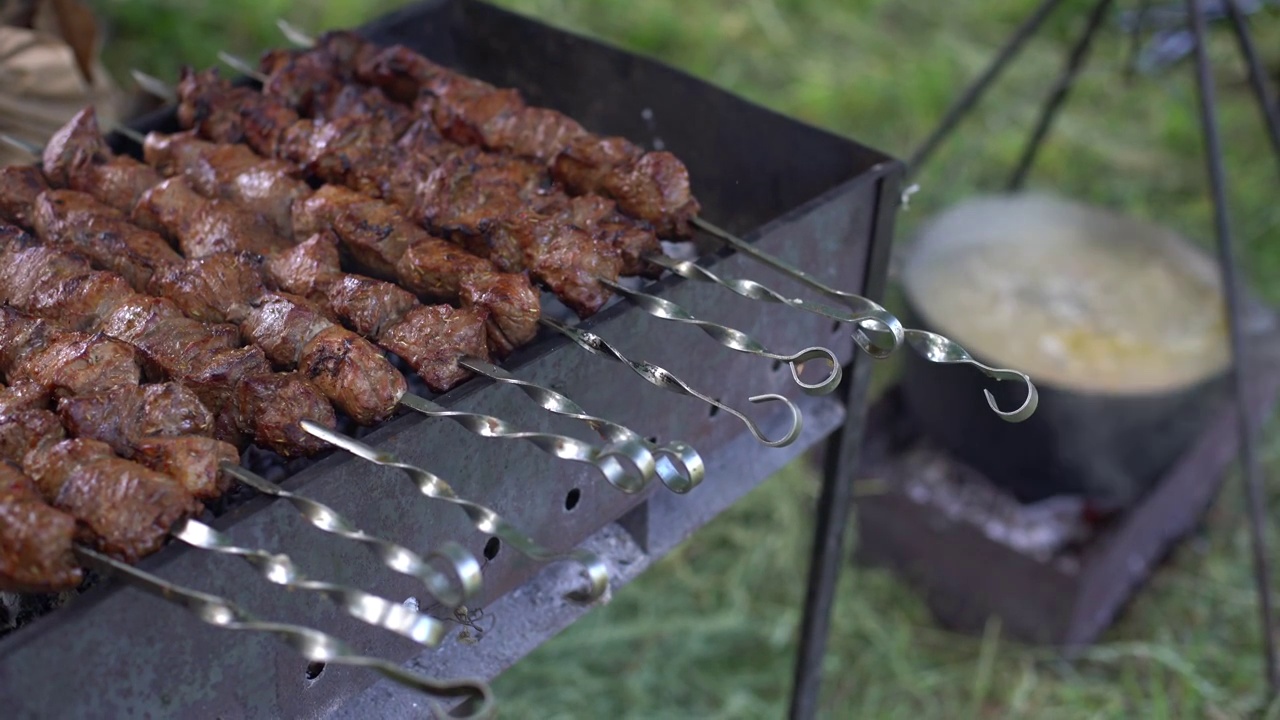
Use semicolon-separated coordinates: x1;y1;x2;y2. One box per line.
0;343;458;645
0;312;203;562
39;108;496;392
0;206;334;458
1;161;652;494
175;66;631;317
0;407;82;593
7;138;407;424
261;29;700;239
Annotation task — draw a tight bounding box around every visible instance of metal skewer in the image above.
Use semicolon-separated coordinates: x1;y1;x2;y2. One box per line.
302;420;610;603
458;357;705;494
113;83;802;449
222;463;482;607
206;56;843;397
598;277;842;396
170;518;448;645
540;317;804;447
643;253;903;359
3;129;657;497
690;219;1037;421
74;546;496;720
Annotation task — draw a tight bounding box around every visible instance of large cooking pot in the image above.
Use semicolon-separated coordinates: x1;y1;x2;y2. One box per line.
898;193;1230;513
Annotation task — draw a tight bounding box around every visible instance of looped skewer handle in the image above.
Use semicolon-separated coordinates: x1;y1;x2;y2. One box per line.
643;253;905;360
396;394;648;495
540;317;804;448
904;329;1039;422
458;357;704;494
301;421;610;603
598;278;842;396
221;464;481;607
171;519;449;646
690;217;906;357
74;546;495;720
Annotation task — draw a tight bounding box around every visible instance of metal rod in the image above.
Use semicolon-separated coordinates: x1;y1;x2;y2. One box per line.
907;0;1071;178
1007;0;1115;191
74;546;495;719
788;167;903;720
1222;0;1280;166
1123;0;1155;82
1186;0;1280;695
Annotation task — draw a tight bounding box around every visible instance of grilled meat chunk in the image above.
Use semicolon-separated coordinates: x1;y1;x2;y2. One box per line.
0;307;142;399
32;190;183;290
0;382;50;415
0;462;82;593
0;410;65;471
58;382;212;456
265;230;344;300
147;252;268;324
241;293;405;425
23;438;200;563
0;165;51;230
130;436;237;500
379;305;489;393
144;131;308;237
134;177;291;259
43;106;167;213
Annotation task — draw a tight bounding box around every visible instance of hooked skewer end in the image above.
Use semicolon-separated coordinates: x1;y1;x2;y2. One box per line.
744;393;804;447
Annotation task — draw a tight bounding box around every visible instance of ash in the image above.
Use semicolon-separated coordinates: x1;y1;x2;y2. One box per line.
890;440;1094;561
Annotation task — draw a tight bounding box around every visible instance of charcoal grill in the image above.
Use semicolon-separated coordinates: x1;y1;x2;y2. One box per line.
0;0;903;716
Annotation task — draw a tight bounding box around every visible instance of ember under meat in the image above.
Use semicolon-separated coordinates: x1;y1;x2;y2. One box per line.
0;221;335;457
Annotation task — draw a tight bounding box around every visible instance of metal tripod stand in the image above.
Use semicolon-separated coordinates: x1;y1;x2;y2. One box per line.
788;1;1280;716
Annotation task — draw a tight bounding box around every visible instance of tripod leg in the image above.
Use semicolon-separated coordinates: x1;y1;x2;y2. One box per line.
1186;0;1280;697
1007;0;1115;191
1222;0;1280;168
907;0;1071;179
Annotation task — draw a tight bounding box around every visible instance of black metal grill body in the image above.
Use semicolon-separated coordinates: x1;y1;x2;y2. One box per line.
0;1;900;716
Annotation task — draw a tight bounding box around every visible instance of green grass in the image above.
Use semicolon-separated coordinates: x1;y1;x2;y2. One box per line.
91;0;1280;717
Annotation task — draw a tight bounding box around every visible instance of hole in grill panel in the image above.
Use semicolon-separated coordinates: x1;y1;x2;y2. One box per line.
832;319;842;333
483;537;501;560
709;402;722;418
564;488;582;511
772;359;783;372
305;661;326;681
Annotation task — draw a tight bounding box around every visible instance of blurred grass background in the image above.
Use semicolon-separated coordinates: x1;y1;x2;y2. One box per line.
91;0;1280;717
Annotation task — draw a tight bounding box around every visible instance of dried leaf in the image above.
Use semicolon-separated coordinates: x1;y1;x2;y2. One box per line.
0;24;123;167
46;0;95;84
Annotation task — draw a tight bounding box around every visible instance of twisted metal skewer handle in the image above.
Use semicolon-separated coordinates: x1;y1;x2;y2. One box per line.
540;317;803;448
690;217;906;356
598;277;842;396
301;421;610;603
221;464;481;607
458;357;705;494
397;393;647;494
172;519;448;646
904;329;1039;422
457;356;654;493
74;546;495;720
643;253;905;360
